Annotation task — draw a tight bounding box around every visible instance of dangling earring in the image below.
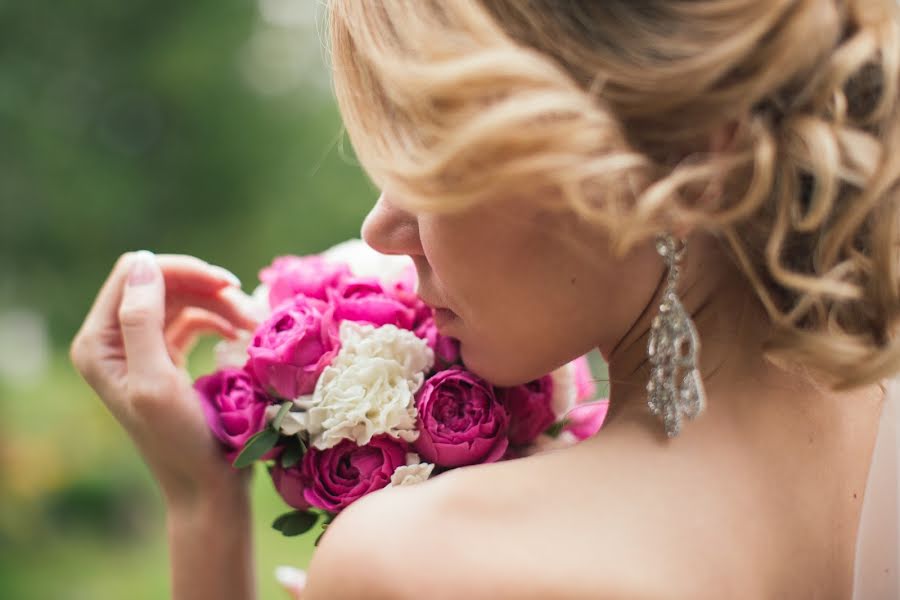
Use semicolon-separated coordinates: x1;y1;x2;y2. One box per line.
646;234;706;437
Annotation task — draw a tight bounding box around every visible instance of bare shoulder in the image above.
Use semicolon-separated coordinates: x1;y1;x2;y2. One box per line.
303;478;454;600
305;431;777;599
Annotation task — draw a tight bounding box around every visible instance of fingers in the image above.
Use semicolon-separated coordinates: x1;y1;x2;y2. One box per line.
275;566;307;599
165;307;239;367
164;287;261;332
81;252;239;335
155;254;241;294
118;251;175;382
73;251;243;371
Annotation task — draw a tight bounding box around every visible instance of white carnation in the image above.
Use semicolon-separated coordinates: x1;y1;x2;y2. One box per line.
295;321;434;449
331;320;433;378
322;238;414;286
387;461;435;488
550;361;578;418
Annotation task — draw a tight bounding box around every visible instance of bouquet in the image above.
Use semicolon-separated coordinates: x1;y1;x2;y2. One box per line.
194;239;609;544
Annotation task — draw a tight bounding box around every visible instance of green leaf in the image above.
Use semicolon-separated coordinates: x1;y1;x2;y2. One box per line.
272;510;320;536
270;400;293;431
232;428;279;469
543;419;569;439
321;511;336;526
280;437;305;468
314;527;327;547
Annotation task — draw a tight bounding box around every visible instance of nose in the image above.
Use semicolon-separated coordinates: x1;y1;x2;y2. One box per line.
360;192;423;256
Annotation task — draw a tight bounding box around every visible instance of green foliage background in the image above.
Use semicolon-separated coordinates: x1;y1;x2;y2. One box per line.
0;1;377;597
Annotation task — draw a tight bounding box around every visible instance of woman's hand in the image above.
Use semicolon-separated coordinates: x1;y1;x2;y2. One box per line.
70;250;262;509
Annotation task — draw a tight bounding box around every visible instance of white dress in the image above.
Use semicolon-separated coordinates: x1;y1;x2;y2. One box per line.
852;376;900;598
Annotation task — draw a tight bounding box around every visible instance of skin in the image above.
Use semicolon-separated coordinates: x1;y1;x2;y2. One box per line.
72;159;884;597
300;189;886;599
71;252;263;600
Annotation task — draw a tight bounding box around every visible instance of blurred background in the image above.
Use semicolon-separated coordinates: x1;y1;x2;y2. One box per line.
0;1;375;597
0;1;609;598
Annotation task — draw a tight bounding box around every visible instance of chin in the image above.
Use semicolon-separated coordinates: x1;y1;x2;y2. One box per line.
457;344;545;388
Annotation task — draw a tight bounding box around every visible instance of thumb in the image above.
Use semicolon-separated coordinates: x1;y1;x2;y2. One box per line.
118;250;174;379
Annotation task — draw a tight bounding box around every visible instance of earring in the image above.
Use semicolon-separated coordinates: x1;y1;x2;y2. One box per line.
646;234;706;437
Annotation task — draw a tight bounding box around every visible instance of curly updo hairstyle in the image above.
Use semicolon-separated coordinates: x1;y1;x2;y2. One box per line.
327;0;900;390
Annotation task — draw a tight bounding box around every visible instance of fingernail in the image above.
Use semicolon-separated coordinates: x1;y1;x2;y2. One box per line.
211;266;241;288
275;566;307;590
128;250;157;286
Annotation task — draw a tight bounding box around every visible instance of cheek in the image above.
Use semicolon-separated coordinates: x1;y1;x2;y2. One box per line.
450;266;592;386
455;242;664;386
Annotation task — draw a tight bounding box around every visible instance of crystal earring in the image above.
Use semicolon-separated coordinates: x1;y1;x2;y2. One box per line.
646;234;706;437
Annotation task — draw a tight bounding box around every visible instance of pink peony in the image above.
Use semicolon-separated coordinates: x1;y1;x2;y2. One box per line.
247;296;340;400
270;463;312;510
260;255;351;309
495;375;556;446
564;399;609;441
300;435;408;512
194;368;273;462
328;276;417;330
413;366;509;468
413;317;461;369
572;355;597;403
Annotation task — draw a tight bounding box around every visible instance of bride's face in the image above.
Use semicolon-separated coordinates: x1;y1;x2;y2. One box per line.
362;190;665;386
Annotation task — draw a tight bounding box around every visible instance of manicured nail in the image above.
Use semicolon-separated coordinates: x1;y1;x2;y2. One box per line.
210;265;241;288
275;565;307;590
128;250;157;286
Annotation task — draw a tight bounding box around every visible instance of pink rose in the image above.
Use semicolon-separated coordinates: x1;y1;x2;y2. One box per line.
564;399;609;441
328;277;417;329
300;435;408;512
397;283;460;368
413;318;461;369
573;355;597;403
194;368;273;461
260;255;351;309
495;375;556;446
413;367;509;467
247;296;340;399
270;463;312;510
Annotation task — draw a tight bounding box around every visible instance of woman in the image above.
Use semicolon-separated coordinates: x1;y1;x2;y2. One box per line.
70;1;900;598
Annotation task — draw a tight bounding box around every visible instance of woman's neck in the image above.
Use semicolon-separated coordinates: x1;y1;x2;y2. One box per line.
599;233;884;444
592;233;886;594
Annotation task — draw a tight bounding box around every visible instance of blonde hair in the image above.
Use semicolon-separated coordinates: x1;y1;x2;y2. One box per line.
327;0;900;390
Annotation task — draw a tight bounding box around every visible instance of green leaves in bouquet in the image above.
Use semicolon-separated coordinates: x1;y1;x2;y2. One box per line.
543;418;570;439
314;512;337;547
279;434;306;469
272;509;320;537
232;401;295;469
270;400;293;431
232;428;280;469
